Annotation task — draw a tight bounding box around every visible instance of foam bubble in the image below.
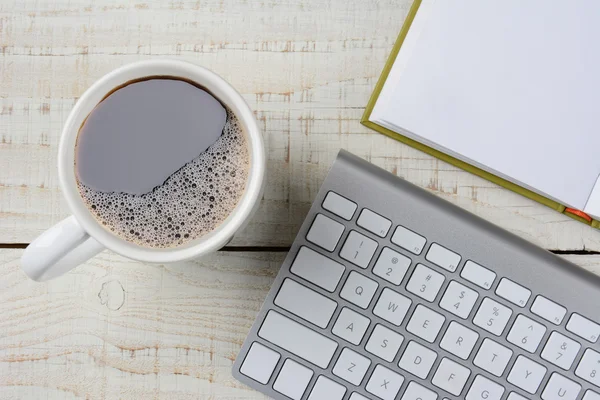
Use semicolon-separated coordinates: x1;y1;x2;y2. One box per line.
77;109;250;248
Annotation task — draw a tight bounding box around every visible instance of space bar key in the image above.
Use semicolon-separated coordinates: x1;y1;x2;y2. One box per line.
258;311;338;369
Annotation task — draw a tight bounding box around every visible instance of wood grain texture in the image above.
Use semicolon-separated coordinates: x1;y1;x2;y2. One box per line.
2;0;600;251
0;249;283;399
1;249;599;399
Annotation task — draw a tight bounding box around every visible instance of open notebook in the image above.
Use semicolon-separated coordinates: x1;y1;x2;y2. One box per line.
362;0;600;228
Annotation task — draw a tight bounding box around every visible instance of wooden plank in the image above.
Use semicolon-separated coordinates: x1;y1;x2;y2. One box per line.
2;0;600;251
0;249;283;399
1;249;600;398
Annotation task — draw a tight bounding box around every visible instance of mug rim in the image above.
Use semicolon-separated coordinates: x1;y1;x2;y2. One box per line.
58;59;265;262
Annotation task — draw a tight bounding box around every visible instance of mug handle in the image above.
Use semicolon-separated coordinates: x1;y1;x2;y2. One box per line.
21;216;105;281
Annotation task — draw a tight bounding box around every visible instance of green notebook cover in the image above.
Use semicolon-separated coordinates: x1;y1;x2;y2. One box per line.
361;0;599;229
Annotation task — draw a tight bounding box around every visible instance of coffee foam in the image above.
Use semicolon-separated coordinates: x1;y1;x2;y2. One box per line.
77;109;250;248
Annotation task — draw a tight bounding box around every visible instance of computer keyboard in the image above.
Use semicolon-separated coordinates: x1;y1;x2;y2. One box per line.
232;150;600;400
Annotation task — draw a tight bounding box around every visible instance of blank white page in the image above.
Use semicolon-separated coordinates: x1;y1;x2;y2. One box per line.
371;0;600;210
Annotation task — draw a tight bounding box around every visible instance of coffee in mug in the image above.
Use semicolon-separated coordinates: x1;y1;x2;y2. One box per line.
22;60;265;282
74;78;250;248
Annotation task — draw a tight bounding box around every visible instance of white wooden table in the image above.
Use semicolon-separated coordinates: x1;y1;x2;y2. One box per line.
1;1;600;398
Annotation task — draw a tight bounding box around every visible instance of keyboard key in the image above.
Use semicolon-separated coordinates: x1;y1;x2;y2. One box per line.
306;214;344;252
426;243;461;272
473;298;512;336
507;355;547;394
461;260;496;290
372;247;411;285
258;311;338;369
467;375;505;400
531;296;567;325
340;271;379;309
308;376;347;400
332;307;370;345
496;278;531;308
373;288;412;326
333;348;371;385
291;247;345;292
357;208;392;237
398;341;437;379
366;365;405;400
350;393;370;400
401;309;437;345
366;324;404;362
274;359;313;400
506;314;547;353
575;349;600;387
401;381;438;400
432;357;471;396
473;338;513;377
541;332;581;370
507;393;528;400
406;264;445;302
340;230;378;268
407;304;445;343
392;225;426;255
583;390;600;400
240;342;280;384
322;191;356;220
271;360;310;398
439;281;479;319
274;279;337;328
567;314;600;343
542;373;581;400
440;321;479;360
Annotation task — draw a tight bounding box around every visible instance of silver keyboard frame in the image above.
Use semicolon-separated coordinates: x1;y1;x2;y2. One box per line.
232;149;600;400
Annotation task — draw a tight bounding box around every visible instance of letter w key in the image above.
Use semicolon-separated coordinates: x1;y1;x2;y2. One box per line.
374;288;412;326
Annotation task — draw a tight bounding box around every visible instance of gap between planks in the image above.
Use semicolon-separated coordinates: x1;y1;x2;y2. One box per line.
0;242;599;255
0;242;291;252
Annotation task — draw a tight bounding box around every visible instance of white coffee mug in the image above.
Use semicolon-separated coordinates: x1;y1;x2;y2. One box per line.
21;60;265;282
